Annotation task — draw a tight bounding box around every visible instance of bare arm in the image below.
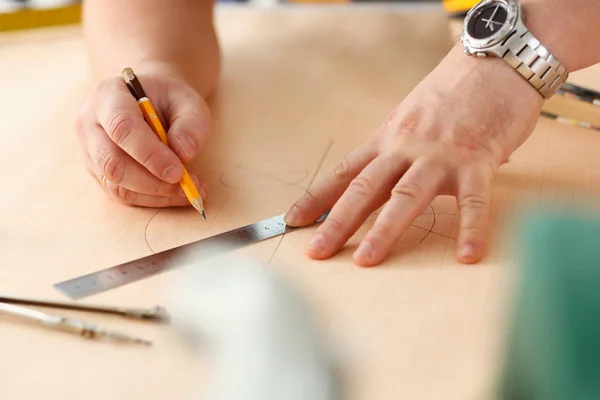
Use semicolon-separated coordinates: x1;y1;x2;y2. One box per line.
286;0;600;266
82;0;220;97
523;0;600;72
76;0;219;209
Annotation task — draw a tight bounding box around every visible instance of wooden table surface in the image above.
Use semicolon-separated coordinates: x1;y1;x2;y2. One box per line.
1;5;599;399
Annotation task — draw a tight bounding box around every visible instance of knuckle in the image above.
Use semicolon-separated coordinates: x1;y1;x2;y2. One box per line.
154;181;164;196
97;147;125;184
154;181;174;196
106;113;134;146
374;221;395;239
74;115;93;146
186;90;204;107
332;157;353;180
96;79;111;93
391;181;422;201
303;190;320;206
117;185;135;203
395;114;420;136
141;147;162;170
461;226;486;236
348;175;375;197
459;193;489;212
324;216;344;232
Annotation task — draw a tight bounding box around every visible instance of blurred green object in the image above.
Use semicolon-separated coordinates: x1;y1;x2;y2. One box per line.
497;210;600;400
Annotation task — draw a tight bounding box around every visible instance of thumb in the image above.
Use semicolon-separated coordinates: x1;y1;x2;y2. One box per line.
165;87;212;164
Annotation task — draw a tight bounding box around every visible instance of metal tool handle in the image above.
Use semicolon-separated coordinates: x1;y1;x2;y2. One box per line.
0;295;170;322
0;302;151;346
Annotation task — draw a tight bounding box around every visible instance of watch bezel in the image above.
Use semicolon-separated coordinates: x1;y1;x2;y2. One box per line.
462;0;520;51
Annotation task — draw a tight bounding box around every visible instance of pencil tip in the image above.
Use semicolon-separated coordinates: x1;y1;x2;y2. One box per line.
191;199;206;219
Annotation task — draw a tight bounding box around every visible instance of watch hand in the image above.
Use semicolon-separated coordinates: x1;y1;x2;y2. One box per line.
486;5;500;29
482;19;504;26
482;19;503;31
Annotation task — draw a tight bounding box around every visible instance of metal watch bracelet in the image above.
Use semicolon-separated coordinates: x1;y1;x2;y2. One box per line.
462;0;569;99
500;29;569;99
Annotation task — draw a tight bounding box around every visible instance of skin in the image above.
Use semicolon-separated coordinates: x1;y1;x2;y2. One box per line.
285;0;600;266
79;0;600;265
76;0;219;207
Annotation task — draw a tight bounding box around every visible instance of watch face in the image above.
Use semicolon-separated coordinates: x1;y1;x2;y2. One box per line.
467;2;509;39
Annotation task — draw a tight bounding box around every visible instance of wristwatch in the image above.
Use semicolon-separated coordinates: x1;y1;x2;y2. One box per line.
461;0;568;99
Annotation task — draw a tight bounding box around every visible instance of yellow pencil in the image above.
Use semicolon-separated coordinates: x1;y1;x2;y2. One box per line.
121;67;206;219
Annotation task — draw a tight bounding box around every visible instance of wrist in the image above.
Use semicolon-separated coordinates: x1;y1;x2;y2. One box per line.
135;56;219;99
521;0;598;72
447;41;543;106
133;59;188;83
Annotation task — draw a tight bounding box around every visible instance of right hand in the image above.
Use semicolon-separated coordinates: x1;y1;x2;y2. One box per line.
75;69;211;207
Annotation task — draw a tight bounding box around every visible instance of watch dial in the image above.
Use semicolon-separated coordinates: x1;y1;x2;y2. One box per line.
468;2;508;39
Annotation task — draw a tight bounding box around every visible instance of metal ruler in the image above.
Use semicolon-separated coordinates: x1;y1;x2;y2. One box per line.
53;212;328;300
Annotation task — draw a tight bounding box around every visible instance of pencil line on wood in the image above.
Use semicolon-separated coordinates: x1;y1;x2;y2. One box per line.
267;140;335;264
305;139;334;194
267;235;285;268
143;209;163;254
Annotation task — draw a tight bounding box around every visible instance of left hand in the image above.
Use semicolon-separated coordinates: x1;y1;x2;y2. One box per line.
283;43;544;266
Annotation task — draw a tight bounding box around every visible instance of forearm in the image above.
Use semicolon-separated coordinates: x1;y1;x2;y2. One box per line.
82;0;220;97
522;0;600;72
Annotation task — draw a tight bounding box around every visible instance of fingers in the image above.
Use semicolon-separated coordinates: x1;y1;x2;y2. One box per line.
284;140;379;227
455;164;493;264
84;151;207;208
83;122;186;197
305;154;410;260
353;157;448;267
95;79;184;184
165;88;212;164
103;179;193;208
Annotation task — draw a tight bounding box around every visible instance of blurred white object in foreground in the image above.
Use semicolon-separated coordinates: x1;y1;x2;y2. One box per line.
165;250;341;400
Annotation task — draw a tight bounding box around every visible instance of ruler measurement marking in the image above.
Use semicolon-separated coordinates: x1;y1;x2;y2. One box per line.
54;213;327;299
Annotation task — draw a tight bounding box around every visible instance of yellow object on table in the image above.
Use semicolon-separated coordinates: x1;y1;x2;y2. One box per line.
2;5;600;400
443;0;479;14
0;3;81;32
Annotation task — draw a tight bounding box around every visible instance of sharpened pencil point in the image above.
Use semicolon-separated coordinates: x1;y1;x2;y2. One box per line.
121;67;147;100
191;199;206;219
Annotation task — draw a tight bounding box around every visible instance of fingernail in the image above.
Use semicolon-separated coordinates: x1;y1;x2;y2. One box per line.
307;234;325;253
177;134;196;159
284;206;300;225
163;165;182;183
459;243;477;259
355;241;373;260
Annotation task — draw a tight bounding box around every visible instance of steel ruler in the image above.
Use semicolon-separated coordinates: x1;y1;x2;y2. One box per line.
53;212;328;300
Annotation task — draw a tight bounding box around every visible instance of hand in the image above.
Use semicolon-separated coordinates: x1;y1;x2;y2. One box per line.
284;44;544;266
75;67;211;207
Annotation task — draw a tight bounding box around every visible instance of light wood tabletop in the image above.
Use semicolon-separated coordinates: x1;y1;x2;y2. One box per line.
1;5;599;399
